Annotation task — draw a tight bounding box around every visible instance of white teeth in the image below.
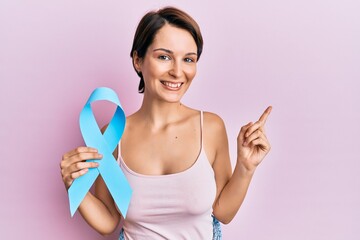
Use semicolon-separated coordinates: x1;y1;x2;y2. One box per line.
162;81;182;88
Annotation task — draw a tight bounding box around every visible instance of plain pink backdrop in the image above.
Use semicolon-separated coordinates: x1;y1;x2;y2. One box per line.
1;0;359;239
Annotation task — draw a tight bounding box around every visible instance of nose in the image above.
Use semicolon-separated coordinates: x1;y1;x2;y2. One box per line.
169;60;182;78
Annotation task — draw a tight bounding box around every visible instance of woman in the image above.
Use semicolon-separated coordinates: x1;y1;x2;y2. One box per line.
60;6;272;239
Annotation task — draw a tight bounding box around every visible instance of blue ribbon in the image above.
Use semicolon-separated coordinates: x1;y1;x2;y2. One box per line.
68;87;132;218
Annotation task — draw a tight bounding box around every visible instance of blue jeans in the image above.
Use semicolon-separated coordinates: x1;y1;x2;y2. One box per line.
119;215;222;240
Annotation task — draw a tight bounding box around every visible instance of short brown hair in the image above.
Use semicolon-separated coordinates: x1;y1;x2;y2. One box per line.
130;7;203;93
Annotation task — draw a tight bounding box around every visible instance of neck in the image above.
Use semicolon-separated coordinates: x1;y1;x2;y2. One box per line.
137;93;184;130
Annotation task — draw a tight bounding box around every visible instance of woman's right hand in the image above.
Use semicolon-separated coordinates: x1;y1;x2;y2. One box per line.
60;146;102;189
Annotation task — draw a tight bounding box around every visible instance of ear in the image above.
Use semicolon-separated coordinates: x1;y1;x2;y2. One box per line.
133;51;142;73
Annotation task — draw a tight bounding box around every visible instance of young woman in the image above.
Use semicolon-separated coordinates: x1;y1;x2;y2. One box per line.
60;7;272;240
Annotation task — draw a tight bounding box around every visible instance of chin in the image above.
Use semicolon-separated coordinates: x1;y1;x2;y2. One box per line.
161;94;184;103
158;87;188;103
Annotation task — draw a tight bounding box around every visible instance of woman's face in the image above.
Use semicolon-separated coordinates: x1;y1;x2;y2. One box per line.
135;24;198;103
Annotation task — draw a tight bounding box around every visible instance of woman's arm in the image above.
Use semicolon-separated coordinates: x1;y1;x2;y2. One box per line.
60;125;121;235
205;107;272;224
77;180;121;235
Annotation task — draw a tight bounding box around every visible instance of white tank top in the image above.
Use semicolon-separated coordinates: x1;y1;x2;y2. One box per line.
117;111;217;239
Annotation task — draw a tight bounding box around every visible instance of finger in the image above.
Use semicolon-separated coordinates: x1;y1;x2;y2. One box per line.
69;168;89;181
61;152;102;170
245;106;272;137
67;152;102;165
68;161;99;174
238;122;253;143
62;146;98;160
245;121;262;138
243;129;262;146
258;106;272;125
62;165;93;189
249;136;271;152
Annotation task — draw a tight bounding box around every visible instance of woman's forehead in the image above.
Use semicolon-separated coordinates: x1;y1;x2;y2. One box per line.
150;24;197;53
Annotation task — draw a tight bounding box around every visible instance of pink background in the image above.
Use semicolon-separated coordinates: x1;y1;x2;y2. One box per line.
1;0;359;239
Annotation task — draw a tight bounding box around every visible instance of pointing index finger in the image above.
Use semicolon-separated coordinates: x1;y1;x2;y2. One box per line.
258;106;272;125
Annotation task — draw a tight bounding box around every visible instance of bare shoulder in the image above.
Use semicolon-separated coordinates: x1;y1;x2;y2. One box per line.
203;111;227;134
202;111;228;165
122;112;141;132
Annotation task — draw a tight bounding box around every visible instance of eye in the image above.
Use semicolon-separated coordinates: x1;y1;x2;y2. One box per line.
158;55;171;61
184;58;195;63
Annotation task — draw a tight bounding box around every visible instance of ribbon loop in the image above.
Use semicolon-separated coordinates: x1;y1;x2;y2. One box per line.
68;87;132;218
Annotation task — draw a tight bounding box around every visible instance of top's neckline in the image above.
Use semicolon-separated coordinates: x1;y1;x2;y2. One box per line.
118;145;204;179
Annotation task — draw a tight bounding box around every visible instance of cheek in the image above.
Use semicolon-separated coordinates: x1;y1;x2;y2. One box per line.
143;61;169;80
141;62;156;82
184;66;197;81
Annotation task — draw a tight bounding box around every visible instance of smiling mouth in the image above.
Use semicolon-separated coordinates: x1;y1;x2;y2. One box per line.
160;81;183;90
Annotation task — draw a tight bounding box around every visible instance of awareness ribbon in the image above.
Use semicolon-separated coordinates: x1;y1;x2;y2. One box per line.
68;87;132;218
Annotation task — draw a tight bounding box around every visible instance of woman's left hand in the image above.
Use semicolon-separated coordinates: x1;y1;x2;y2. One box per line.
237;106;272;172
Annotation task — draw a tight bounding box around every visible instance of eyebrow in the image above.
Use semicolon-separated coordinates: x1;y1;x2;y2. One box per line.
153;48;197;56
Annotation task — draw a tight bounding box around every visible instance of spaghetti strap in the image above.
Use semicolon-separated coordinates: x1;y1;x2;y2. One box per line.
117;140;122;164
200;111;204;149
